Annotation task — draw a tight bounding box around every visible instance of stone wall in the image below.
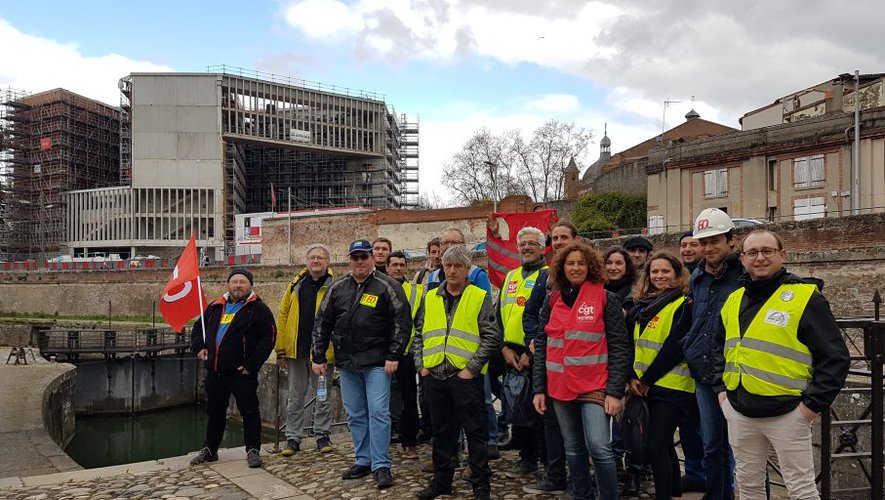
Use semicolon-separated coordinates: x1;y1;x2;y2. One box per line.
42;366;77;448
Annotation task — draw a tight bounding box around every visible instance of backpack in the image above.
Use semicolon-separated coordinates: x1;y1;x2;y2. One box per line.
621;394;649;466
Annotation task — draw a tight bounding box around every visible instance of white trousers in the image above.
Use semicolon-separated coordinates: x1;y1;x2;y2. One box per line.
722;397;820;500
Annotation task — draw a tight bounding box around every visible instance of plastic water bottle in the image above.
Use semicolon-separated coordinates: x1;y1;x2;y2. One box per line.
316;374;328;402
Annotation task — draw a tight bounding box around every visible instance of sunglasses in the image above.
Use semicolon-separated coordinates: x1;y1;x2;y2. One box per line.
350;253;371;261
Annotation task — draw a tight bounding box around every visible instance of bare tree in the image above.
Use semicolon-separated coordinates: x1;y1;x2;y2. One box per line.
443;121;592;205
442;128;524;206
513;120;592;202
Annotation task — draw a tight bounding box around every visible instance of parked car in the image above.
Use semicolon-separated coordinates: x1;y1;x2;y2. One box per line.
732;218;767;228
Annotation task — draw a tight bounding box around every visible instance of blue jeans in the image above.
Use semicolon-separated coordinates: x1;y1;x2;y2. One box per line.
695;383;734;499
679;397;706;486
553;399;619;500
484;374;498;446
339;366;391;470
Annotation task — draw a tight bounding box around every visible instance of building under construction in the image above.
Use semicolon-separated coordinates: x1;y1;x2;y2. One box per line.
0;89;120;261
2;67;418;260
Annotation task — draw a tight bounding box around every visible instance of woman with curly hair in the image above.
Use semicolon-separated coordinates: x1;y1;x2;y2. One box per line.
603;247;637;310
531;242;631;500
626;252;694;500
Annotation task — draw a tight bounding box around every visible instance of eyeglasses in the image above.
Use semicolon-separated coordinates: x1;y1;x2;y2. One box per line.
742;248;779;259
350;253;371;261
307;255;328;261
517;241;542;248
441;240;465;246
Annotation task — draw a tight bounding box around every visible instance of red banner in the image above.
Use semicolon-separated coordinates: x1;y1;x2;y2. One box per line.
486;209;558;288
159;234;207;332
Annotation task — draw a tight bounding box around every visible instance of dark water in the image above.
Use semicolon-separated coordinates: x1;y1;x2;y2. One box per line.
65;405;268;469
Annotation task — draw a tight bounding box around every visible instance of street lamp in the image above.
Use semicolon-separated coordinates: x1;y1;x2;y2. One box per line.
482;160;498;213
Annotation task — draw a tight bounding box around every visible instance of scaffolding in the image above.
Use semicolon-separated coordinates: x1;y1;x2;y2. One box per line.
1;89;120;260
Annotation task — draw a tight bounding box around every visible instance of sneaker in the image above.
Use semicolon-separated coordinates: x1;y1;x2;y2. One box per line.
375;467;394;489
316;436;334;453
487;445;500;460
281;438;300;457
342;464;372;480
416;483;453;499
189;447;218;466
504;459;538;478
523;478;567;495
402;446;419;460
246;448;262;468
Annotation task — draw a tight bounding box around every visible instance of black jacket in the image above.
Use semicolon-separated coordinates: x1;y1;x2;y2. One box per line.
191;292;276;375
532;285;631;398
713;269;850;417
312;270;412;371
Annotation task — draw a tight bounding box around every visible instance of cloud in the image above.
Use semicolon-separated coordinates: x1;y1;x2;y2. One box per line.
418;95;662;201
280;0;885;124
0;19;172;106
282;0;365;38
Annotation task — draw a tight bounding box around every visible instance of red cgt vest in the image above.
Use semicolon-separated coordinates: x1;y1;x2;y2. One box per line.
545;280;609;401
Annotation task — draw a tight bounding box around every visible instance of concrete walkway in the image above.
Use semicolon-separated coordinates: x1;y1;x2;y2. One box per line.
0;348;80;478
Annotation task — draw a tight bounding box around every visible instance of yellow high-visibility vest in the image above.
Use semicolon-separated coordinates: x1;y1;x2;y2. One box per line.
402;281;424;354
633;296;694;393
499;266;546;346
721;283;816;396
422;284;488;374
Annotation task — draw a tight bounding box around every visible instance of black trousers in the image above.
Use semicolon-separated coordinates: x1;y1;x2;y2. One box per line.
427;374;490;493
647;391;691;500
204;370;261;453
394;355;420;447
418;374;433;436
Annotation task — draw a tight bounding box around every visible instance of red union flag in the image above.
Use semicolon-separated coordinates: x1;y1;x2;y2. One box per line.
159;234;207;332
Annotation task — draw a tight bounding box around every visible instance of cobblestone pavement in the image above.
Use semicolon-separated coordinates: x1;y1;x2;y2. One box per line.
262;436;664;500
1;466;250;500
1;434;701;500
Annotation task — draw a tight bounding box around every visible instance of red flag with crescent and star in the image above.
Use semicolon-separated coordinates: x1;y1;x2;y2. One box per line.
159;233;207;333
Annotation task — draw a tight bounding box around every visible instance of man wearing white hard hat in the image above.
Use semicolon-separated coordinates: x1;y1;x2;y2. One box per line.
680;207;743;500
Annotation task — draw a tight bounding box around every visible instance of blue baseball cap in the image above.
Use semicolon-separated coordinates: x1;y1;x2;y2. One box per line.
348;239;373;255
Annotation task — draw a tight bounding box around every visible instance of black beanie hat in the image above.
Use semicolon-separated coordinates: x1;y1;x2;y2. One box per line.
227;268;254;285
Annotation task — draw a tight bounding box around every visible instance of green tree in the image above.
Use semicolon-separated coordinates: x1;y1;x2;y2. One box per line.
572;192;647;232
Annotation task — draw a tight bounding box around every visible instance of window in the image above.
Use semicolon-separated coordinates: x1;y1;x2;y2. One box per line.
793;155;825;188
793;197;825;221
768;206;778;223
648;215;665;235
704;168;728;197
768;159;777;191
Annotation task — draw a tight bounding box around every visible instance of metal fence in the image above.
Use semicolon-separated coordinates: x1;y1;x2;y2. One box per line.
38;328;190;360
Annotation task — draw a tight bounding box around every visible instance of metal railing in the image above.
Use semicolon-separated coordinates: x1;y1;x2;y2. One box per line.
38;328;190;360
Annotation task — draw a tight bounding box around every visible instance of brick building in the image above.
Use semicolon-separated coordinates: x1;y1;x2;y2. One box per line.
645;74;885;234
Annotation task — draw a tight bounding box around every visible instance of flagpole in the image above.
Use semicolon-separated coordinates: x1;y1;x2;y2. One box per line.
287;187;292;265
193;232;206;343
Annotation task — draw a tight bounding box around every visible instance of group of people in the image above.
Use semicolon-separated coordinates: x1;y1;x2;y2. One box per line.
187;208;850;500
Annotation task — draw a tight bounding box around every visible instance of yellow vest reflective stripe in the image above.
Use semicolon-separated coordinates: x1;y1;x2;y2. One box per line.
633;296;694;393
422;285;488;374
499;266;546;346
402;281;424;354
721;283;816;396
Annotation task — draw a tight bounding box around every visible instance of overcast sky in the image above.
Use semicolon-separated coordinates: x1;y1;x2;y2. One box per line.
1;1;882;205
